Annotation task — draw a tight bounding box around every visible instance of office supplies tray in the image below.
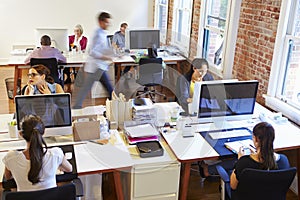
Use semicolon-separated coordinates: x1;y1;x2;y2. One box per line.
136;141;164;158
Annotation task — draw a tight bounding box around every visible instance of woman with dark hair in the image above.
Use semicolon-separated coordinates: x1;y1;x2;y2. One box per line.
24;64;64;95
2;115;72;191
230;122;279;190
176;58;214;112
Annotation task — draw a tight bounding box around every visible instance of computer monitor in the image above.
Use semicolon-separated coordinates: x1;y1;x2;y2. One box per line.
15;93;72;137
125;29;160;50
191;80;259;128
35;28;69;52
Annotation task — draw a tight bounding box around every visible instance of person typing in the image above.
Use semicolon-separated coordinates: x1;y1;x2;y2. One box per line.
2;115;72;191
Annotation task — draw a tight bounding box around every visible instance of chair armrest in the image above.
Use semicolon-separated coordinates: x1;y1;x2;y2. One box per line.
216;165;230;183
72;178;84;197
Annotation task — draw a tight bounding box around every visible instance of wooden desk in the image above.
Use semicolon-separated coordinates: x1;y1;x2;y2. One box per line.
162;103;300;200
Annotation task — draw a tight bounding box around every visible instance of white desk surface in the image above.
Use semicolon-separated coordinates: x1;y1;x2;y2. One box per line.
6;53;87;66
4;51;185;66
0;132;133;181
162;102;300;162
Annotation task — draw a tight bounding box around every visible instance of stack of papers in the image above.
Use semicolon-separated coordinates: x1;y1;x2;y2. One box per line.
125;123;159;138
124;123;159;144
132;105;156;122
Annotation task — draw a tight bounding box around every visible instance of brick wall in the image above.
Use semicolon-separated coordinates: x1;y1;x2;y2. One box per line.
232;0;281;104
189;0;201;60
155;1;284;104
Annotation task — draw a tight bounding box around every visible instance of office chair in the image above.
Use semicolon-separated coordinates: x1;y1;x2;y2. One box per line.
216;154;296;200
135;57;166;102
30;58;64;87
107;35;113;47
5;183;76;200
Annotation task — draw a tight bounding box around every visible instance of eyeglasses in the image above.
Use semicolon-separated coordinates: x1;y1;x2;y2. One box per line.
27;73;40;78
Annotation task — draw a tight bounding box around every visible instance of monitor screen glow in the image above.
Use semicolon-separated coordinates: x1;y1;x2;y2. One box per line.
192;80;259;123
125;29;160;49
15;94;72;137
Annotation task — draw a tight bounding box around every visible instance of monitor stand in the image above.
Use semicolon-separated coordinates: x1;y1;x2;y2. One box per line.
211;117;233;130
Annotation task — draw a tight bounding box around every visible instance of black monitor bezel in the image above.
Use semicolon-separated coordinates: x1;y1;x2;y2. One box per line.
15;93;72;130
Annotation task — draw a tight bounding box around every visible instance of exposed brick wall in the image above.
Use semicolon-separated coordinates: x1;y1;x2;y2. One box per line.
166;0;174;44
189;0;201;60
232;0;281;104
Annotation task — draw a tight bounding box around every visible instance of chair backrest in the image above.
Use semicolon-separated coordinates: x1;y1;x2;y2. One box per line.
107;34;113;46
137;57;163;86
30;58;63;87
235;167;296;200
5;183;76;200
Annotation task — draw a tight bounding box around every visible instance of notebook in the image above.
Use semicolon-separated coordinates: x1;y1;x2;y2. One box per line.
224;139;256;154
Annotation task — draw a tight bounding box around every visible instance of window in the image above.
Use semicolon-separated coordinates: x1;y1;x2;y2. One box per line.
197;0;241;78
171;0;193;56
266;0;300;125
154;0;169;44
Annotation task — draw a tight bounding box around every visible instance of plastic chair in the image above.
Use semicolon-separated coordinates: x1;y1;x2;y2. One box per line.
30;58;64;87
216;154;296;200
5;183;76;200
135;57;166;102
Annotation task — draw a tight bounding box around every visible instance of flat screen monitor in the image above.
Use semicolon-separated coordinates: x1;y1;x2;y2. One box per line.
15;93;72;137
35;28;69;52
191;80;259;127
125;29;160;50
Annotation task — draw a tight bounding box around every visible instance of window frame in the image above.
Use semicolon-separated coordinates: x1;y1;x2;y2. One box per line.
154;0;169;44
197;0;242;79
171;0;193;57
266;0;300;125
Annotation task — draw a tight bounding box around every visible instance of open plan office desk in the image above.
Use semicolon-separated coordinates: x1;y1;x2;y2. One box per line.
162;103;300;200
7;53;87;98
7;51;185;98
112;51;186;81
0;132;133;200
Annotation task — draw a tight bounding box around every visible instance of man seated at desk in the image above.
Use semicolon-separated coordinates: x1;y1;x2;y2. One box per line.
24;35;67;64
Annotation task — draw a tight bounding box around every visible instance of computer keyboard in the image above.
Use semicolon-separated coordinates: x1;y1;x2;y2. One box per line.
208;129;251;140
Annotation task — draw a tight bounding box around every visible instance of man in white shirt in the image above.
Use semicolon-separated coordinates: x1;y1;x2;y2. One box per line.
73;12;114;109
24;35;67;64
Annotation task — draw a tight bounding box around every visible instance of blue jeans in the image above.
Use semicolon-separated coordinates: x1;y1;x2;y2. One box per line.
73;69;113;109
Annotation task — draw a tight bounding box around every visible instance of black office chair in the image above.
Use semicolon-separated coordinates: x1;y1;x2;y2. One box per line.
5;183;76;200
30;58;64;87
216;154;296;200
107;34;113;47
135;57;166;102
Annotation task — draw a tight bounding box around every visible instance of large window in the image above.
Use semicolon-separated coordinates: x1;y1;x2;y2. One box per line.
266;0;300;124
197;0;241;78
154;0;168;44
171;0;193;56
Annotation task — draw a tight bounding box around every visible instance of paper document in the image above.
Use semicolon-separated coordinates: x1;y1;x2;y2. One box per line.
224;139;255;154
125;124;159;138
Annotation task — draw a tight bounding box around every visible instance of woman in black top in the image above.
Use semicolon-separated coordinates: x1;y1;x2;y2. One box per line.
230;122;278;190
175;58;214;112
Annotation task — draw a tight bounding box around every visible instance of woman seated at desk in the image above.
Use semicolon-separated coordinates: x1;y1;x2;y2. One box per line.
24;64;64;95
176;58;214;113
2;115;72;191
230;122;280;190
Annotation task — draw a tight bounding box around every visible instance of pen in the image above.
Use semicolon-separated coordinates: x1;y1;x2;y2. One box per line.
249;144;256;150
